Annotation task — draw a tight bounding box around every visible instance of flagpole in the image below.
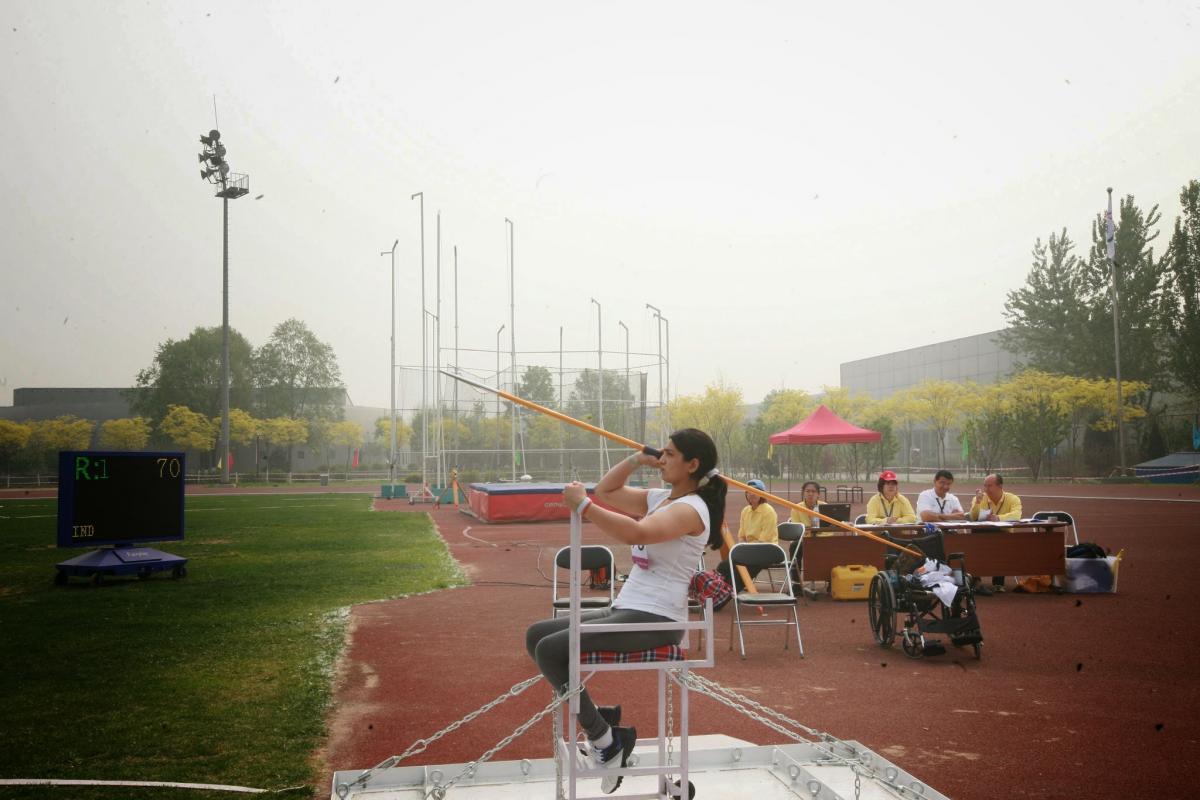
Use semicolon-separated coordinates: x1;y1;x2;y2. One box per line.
1107;188;1128;476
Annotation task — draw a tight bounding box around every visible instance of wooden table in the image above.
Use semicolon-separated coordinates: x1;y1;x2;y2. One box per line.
802;521;1069;581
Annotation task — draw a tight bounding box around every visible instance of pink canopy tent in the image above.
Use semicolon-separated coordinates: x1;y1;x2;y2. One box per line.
769;405;882;446
769;405;881;494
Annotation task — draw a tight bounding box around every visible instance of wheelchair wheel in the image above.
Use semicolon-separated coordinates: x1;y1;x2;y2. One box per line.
902;628;925;659
868;572;895;646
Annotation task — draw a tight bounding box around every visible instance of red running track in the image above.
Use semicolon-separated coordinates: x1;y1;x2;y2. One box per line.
319;482;1199;799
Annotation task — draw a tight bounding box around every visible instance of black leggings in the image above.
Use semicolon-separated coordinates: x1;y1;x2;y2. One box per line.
525;607;681;739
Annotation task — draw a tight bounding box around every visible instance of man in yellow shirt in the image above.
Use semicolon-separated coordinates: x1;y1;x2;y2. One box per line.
716;478;778;583
968;473;1023;594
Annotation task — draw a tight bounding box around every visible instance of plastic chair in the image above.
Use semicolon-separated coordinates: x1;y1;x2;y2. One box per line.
1032;510;1080;546
728;542;804;658
551;545;615;618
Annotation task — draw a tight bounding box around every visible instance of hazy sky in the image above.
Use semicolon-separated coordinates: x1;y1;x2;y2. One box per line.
3;1;1198;413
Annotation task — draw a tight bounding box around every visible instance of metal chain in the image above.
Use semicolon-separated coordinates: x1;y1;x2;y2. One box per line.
666;670;675;768
427;683;584;800
672;672;874;773
340;674;544;796
854;766;862;800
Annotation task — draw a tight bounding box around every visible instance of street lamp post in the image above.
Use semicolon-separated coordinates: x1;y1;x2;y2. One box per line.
197;129;248;485
380;239;399;483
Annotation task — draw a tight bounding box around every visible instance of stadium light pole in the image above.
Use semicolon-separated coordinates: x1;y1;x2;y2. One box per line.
197;128;248;485
1107;187;1128;475
380;239;399;484
646;303;664;441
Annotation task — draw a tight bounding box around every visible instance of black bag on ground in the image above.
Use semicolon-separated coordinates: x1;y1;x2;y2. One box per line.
1066;542;1107;559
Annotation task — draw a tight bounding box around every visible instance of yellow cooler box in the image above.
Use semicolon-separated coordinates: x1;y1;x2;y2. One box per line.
831;564;878;601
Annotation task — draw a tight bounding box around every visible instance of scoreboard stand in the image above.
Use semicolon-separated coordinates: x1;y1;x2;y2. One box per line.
55;545;188;585
55;451;189;587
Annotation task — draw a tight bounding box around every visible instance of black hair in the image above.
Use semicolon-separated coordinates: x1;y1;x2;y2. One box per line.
801;480;821;494
669;427;727;551
992;473;1004;486
934;469;954;482
876;475;899;493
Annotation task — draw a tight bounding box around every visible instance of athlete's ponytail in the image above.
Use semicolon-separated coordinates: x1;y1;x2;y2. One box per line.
669;428;727;550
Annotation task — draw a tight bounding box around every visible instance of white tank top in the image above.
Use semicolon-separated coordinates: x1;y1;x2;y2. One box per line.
613;488;709;622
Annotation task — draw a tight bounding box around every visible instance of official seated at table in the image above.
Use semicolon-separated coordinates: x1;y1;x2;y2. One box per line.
968;473;1023;594
716;478;779;584
788;481;824;528
916;469;967;522
865;470;917;524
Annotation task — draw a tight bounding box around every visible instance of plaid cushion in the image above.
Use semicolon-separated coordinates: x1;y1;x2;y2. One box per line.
581;645;686;664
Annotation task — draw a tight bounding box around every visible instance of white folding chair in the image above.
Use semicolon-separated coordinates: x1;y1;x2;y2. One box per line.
728;542;804;659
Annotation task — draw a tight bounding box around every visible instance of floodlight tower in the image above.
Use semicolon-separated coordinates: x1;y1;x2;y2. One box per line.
197;129;249;485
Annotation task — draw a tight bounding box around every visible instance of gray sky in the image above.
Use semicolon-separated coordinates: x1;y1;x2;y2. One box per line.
2;1;1198;412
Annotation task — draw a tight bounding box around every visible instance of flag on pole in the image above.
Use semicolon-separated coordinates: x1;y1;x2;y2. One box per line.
227;452;234;471
1105;194;1117;262
351;448;360;469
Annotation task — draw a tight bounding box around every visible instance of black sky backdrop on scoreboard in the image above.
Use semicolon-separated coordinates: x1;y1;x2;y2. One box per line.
57;452;186;548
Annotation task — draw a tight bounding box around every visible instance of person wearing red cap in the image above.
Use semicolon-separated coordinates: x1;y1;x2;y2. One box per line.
865;470;916;524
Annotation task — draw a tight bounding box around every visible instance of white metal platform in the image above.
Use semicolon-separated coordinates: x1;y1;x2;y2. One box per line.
331;735;949;799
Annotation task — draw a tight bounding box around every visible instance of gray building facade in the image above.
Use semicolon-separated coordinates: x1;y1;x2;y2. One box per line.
840;330;1019;400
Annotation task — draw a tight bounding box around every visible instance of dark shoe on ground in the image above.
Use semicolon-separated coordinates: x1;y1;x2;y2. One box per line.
992;584;1006;593
973;583;993;596
597;705;621;728
590;725;637;794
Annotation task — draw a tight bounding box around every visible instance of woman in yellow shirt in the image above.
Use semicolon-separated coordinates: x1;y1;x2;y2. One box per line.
865;470;916;524
789;481;823;528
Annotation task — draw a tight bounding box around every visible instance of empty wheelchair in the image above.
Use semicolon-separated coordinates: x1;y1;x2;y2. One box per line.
868;531;983;660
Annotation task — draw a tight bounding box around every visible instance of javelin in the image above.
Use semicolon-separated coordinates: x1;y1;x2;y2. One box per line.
439;370;921;557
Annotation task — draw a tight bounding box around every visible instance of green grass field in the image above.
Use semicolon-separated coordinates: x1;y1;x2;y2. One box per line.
0;494;462;799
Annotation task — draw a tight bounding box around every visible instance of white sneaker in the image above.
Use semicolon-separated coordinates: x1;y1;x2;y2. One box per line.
588;725;636;794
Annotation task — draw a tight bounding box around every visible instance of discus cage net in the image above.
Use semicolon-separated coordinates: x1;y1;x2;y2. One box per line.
392;346;670;489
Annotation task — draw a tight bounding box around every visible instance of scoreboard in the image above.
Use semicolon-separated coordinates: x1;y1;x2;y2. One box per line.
57;451;186;548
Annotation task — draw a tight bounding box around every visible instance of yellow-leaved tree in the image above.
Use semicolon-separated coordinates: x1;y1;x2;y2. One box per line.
663;380;745;471
910;380;967;467
159;406;217;460
258;417;308;479
28;416;95;470
98;417;152;450
0;419;32;474
330;419;365;473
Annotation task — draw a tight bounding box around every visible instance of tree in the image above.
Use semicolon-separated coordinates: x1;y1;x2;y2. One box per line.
518;366;557;406
882;390;923;479
373;417;413;452
0;420;32;474
132;326;254;424
98;418;152;450
214;408;258;448
258;416;309;476
254;319;345;421
27;416;95;471
959;383;1011;474
664;381;744;471
1004;372;1071;481
910;380;966;467
1165;180;1200;406
159;405;217;455
1000;230;1086;371
745;389;817;478
330;420;365;472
